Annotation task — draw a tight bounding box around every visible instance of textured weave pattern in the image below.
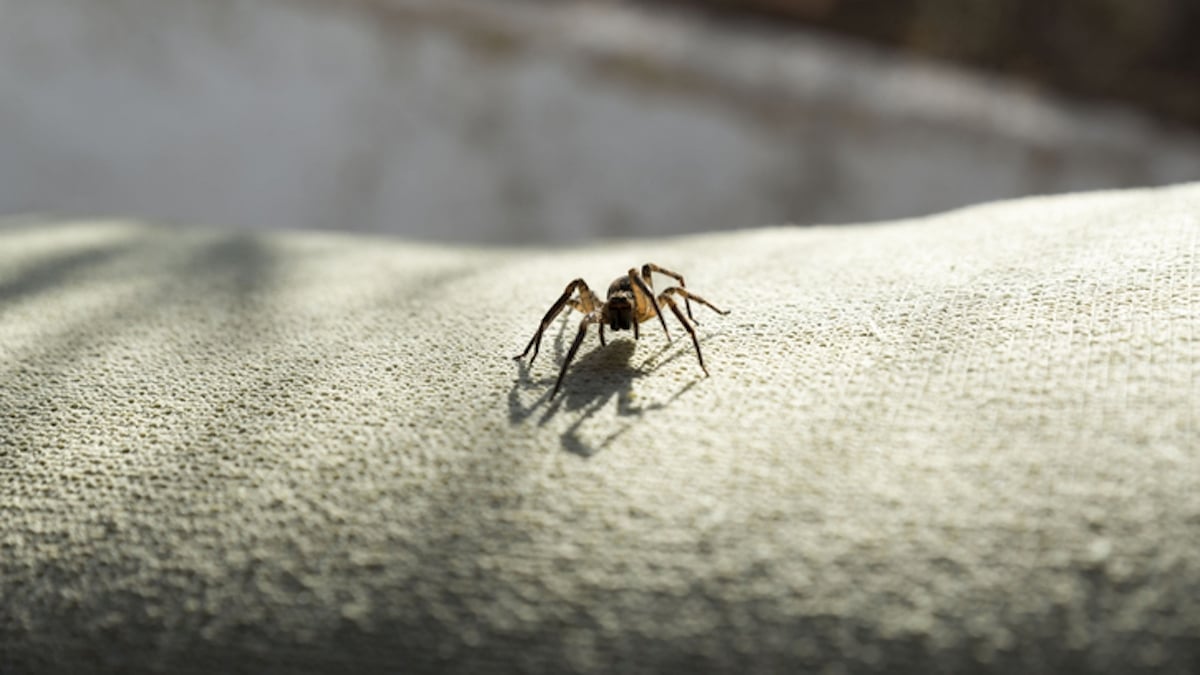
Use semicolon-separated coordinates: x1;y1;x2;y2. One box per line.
2;184;1200;673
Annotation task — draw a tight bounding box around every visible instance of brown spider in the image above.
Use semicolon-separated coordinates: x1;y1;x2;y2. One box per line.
513;263;729;397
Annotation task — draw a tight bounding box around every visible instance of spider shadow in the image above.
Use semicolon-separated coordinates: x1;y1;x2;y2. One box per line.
508;317;706;457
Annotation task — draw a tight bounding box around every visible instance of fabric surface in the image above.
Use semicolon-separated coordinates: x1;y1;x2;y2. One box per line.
2;184;1199;673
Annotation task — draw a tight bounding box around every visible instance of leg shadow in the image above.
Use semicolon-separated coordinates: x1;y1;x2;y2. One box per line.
508;321;711;457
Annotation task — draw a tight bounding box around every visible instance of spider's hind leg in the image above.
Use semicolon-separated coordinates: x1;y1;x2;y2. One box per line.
660;286;729;318
642;263;694;321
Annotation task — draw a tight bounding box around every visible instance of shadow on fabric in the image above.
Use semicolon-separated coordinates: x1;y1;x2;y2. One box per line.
507;322;701;457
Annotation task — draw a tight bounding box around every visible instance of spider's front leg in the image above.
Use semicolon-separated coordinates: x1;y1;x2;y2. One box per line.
553;314;600;397
628;267;671;342
514;278;594;365
570;297;601;349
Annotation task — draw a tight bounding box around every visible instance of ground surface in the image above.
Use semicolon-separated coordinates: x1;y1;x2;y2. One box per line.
2;184;1200;673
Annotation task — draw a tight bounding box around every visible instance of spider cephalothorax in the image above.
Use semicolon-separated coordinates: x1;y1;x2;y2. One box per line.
513;263;729;397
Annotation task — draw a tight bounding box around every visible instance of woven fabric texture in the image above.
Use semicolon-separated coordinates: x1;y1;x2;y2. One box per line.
2;184;1199;673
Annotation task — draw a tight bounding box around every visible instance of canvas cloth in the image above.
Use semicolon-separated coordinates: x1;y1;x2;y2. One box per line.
2;183;1199;673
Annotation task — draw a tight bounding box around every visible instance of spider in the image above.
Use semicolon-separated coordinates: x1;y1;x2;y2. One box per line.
513;263;729;397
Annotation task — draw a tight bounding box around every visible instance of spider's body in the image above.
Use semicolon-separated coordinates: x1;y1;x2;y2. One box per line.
513;263;729;397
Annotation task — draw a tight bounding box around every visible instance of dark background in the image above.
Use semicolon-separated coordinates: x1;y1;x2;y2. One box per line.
649;0;1200;131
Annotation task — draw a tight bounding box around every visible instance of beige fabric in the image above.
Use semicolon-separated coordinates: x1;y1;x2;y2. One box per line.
2;184;1199;673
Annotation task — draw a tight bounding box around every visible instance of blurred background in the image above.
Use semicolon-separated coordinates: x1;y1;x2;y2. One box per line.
1;0;1198;243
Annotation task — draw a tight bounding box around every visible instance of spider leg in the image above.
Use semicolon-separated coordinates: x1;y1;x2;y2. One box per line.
659;293;709;377
553;315;599;397
580;288;605;347
660;286;729;317
643;263;694;321
629;268;671;342
514;278;593;364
